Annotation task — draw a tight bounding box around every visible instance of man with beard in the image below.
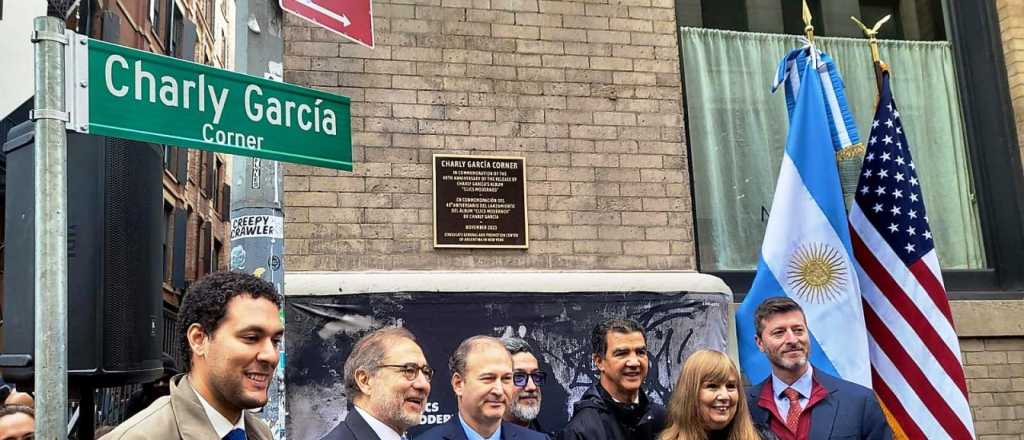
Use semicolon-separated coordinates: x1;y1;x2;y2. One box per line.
320;327;432;440
560;319;665;440
500;338;551;437
416;336;548;440
102;272;282;440
747;297;891;440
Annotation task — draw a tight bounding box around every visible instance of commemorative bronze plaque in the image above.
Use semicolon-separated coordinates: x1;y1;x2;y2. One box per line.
433;154;529;248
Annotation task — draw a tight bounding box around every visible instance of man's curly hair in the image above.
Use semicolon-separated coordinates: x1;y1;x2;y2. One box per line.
177;271;281;371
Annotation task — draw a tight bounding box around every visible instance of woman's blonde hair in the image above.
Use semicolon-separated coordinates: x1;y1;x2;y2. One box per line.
660;350;760;440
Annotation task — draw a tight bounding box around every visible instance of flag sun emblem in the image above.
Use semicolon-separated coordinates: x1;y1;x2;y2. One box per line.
785;243;847;303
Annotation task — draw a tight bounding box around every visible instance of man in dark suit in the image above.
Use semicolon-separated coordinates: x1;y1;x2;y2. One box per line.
747;297;892;440
416;336;549;440
321;327;433;440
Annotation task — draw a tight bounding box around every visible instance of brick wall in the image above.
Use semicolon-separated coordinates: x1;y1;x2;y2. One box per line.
998;0;1024;167
282;0;694;271
963;337;1024;439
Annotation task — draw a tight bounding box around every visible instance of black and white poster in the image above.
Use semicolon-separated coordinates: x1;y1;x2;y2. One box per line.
284;291;730;440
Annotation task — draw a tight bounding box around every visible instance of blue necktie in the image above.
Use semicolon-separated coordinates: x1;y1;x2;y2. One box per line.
223;428;247;440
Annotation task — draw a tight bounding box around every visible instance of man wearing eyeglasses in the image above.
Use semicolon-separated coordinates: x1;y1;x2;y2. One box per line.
500;337;551;438
416;336;549;440
321;327;433;440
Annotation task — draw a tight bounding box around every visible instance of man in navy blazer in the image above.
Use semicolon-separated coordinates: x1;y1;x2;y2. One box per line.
321;327;433;440
747;297;891;440
416;336;549;440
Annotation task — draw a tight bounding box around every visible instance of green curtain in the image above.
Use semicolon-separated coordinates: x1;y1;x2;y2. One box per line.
681;27;985;271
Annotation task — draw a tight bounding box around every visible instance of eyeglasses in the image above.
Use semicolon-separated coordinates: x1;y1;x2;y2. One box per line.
379;363;434;381
512;371;547;387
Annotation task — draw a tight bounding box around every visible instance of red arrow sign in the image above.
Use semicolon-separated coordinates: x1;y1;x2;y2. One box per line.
280;0;374;48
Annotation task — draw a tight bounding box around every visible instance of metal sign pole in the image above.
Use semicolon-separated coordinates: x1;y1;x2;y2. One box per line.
31;15;69;439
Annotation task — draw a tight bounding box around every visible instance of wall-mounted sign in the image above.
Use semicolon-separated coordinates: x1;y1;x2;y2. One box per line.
433;154;528;248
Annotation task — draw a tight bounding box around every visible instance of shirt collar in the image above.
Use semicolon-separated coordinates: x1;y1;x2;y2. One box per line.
354;406;404;440
192;378;246;438
458;414;502;440
771;363;814;400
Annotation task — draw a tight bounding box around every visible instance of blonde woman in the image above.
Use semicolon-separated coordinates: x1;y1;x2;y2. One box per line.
660;350;775;440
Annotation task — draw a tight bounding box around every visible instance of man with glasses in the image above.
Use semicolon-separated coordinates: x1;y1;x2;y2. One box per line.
416;335;548;440
321;327;433;440
500;337;551;437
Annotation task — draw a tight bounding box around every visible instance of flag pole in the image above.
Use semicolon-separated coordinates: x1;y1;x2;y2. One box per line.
802;0;815;45
851;15;892;93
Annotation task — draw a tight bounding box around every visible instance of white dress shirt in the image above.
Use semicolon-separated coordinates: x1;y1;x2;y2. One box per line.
194;385;246;439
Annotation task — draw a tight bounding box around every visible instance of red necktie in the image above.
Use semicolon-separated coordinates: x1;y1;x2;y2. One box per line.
783;387;802;433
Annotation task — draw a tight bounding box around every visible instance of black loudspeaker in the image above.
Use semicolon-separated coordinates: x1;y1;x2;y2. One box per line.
2;122;164;387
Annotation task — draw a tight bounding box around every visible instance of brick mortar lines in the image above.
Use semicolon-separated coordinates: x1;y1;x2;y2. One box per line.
282;0;693;271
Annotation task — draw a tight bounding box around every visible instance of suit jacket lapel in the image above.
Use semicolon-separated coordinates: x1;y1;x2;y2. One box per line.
347;409;384;440
500;422;516;440
808;372;839;439
443;418;470;440
169;375;222;440
749;379;774;427
244;411;274;440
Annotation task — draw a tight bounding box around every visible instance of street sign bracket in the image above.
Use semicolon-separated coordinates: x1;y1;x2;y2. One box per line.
31;29;68;45
65;30;90;133
29;109;69;122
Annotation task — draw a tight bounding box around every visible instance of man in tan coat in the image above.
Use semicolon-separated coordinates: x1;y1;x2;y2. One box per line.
102;272;285;440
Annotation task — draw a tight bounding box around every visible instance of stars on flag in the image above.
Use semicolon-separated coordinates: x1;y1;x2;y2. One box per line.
854;91;934;265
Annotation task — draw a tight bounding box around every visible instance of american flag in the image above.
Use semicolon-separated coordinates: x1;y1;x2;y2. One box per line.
848;72;976;439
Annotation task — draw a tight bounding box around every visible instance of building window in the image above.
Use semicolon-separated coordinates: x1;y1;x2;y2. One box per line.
679;1;1022;294
213;239;223;272
212;157;223;213
163;202;174;283
201;221;213;274
162;145;172;170
169;3;184;57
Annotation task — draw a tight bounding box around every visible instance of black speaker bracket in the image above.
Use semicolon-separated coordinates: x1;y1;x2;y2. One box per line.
0;354;32;368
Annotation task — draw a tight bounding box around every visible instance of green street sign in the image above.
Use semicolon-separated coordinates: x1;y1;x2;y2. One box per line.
66;32;352;170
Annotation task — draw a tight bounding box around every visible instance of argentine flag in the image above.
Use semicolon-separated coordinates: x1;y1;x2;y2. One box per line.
736;50;872;388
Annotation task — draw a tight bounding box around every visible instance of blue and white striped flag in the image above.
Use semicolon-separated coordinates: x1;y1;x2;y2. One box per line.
737;48;872;388
773;39;862;152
